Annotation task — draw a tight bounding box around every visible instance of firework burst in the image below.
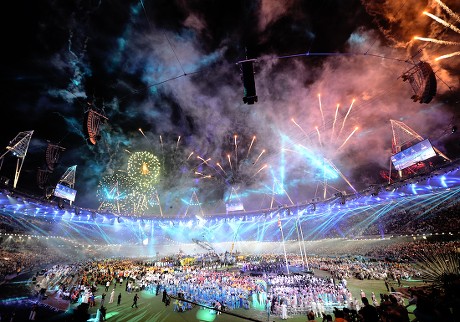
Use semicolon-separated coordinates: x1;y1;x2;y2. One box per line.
288;94;360;196
291;95;360;156
96;171;133;213
191;133;268;187
127;151;161;193
415;1;460;62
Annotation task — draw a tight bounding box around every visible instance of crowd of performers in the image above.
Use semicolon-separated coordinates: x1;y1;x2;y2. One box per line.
0;237;457;321
29;254;420;320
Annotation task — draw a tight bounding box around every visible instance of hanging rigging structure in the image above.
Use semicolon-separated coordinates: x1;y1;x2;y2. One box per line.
401;61;437;104
0;130;34;188
237;58;258;105
36;167;50;190
45;142;66;171
36;141;65;192
84;106;108;145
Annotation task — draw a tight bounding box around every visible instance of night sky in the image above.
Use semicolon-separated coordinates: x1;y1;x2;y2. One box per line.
1;0;459;216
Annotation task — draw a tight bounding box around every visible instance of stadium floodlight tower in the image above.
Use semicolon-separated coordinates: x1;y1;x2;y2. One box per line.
0;130;34;188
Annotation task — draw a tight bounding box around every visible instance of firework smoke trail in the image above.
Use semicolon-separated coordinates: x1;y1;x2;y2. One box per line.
282;148;299;154
68;31;78;60
339;99;355;137
436;51;460;61
195;172;212;179
196;156;211;168
176;136;181;151
270;182;276;209
414;36;460;46
273;177;295;205
297;144;314;154
435;0;460;24
158;135;165;169
324;158;358;193
227;154;233;171
253;149;265;166
338;126;359;151
415;34;460;60
331;104;340;142
195;171;206;177
318;94;325;127
284;187;295;206
291;118;312;143
423;11;460;34
315;127;323;148
252;164;268;177
247;136;256;158
139;128;161;168
197;156;207;164
216;162;227;175
234;135;238;166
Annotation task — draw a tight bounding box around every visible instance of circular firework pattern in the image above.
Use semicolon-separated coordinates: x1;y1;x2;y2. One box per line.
127;151;161;192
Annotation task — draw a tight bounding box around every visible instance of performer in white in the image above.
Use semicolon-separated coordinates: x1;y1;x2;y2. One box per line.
311;300;317;317
281;302;288;320
109;289;115;303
